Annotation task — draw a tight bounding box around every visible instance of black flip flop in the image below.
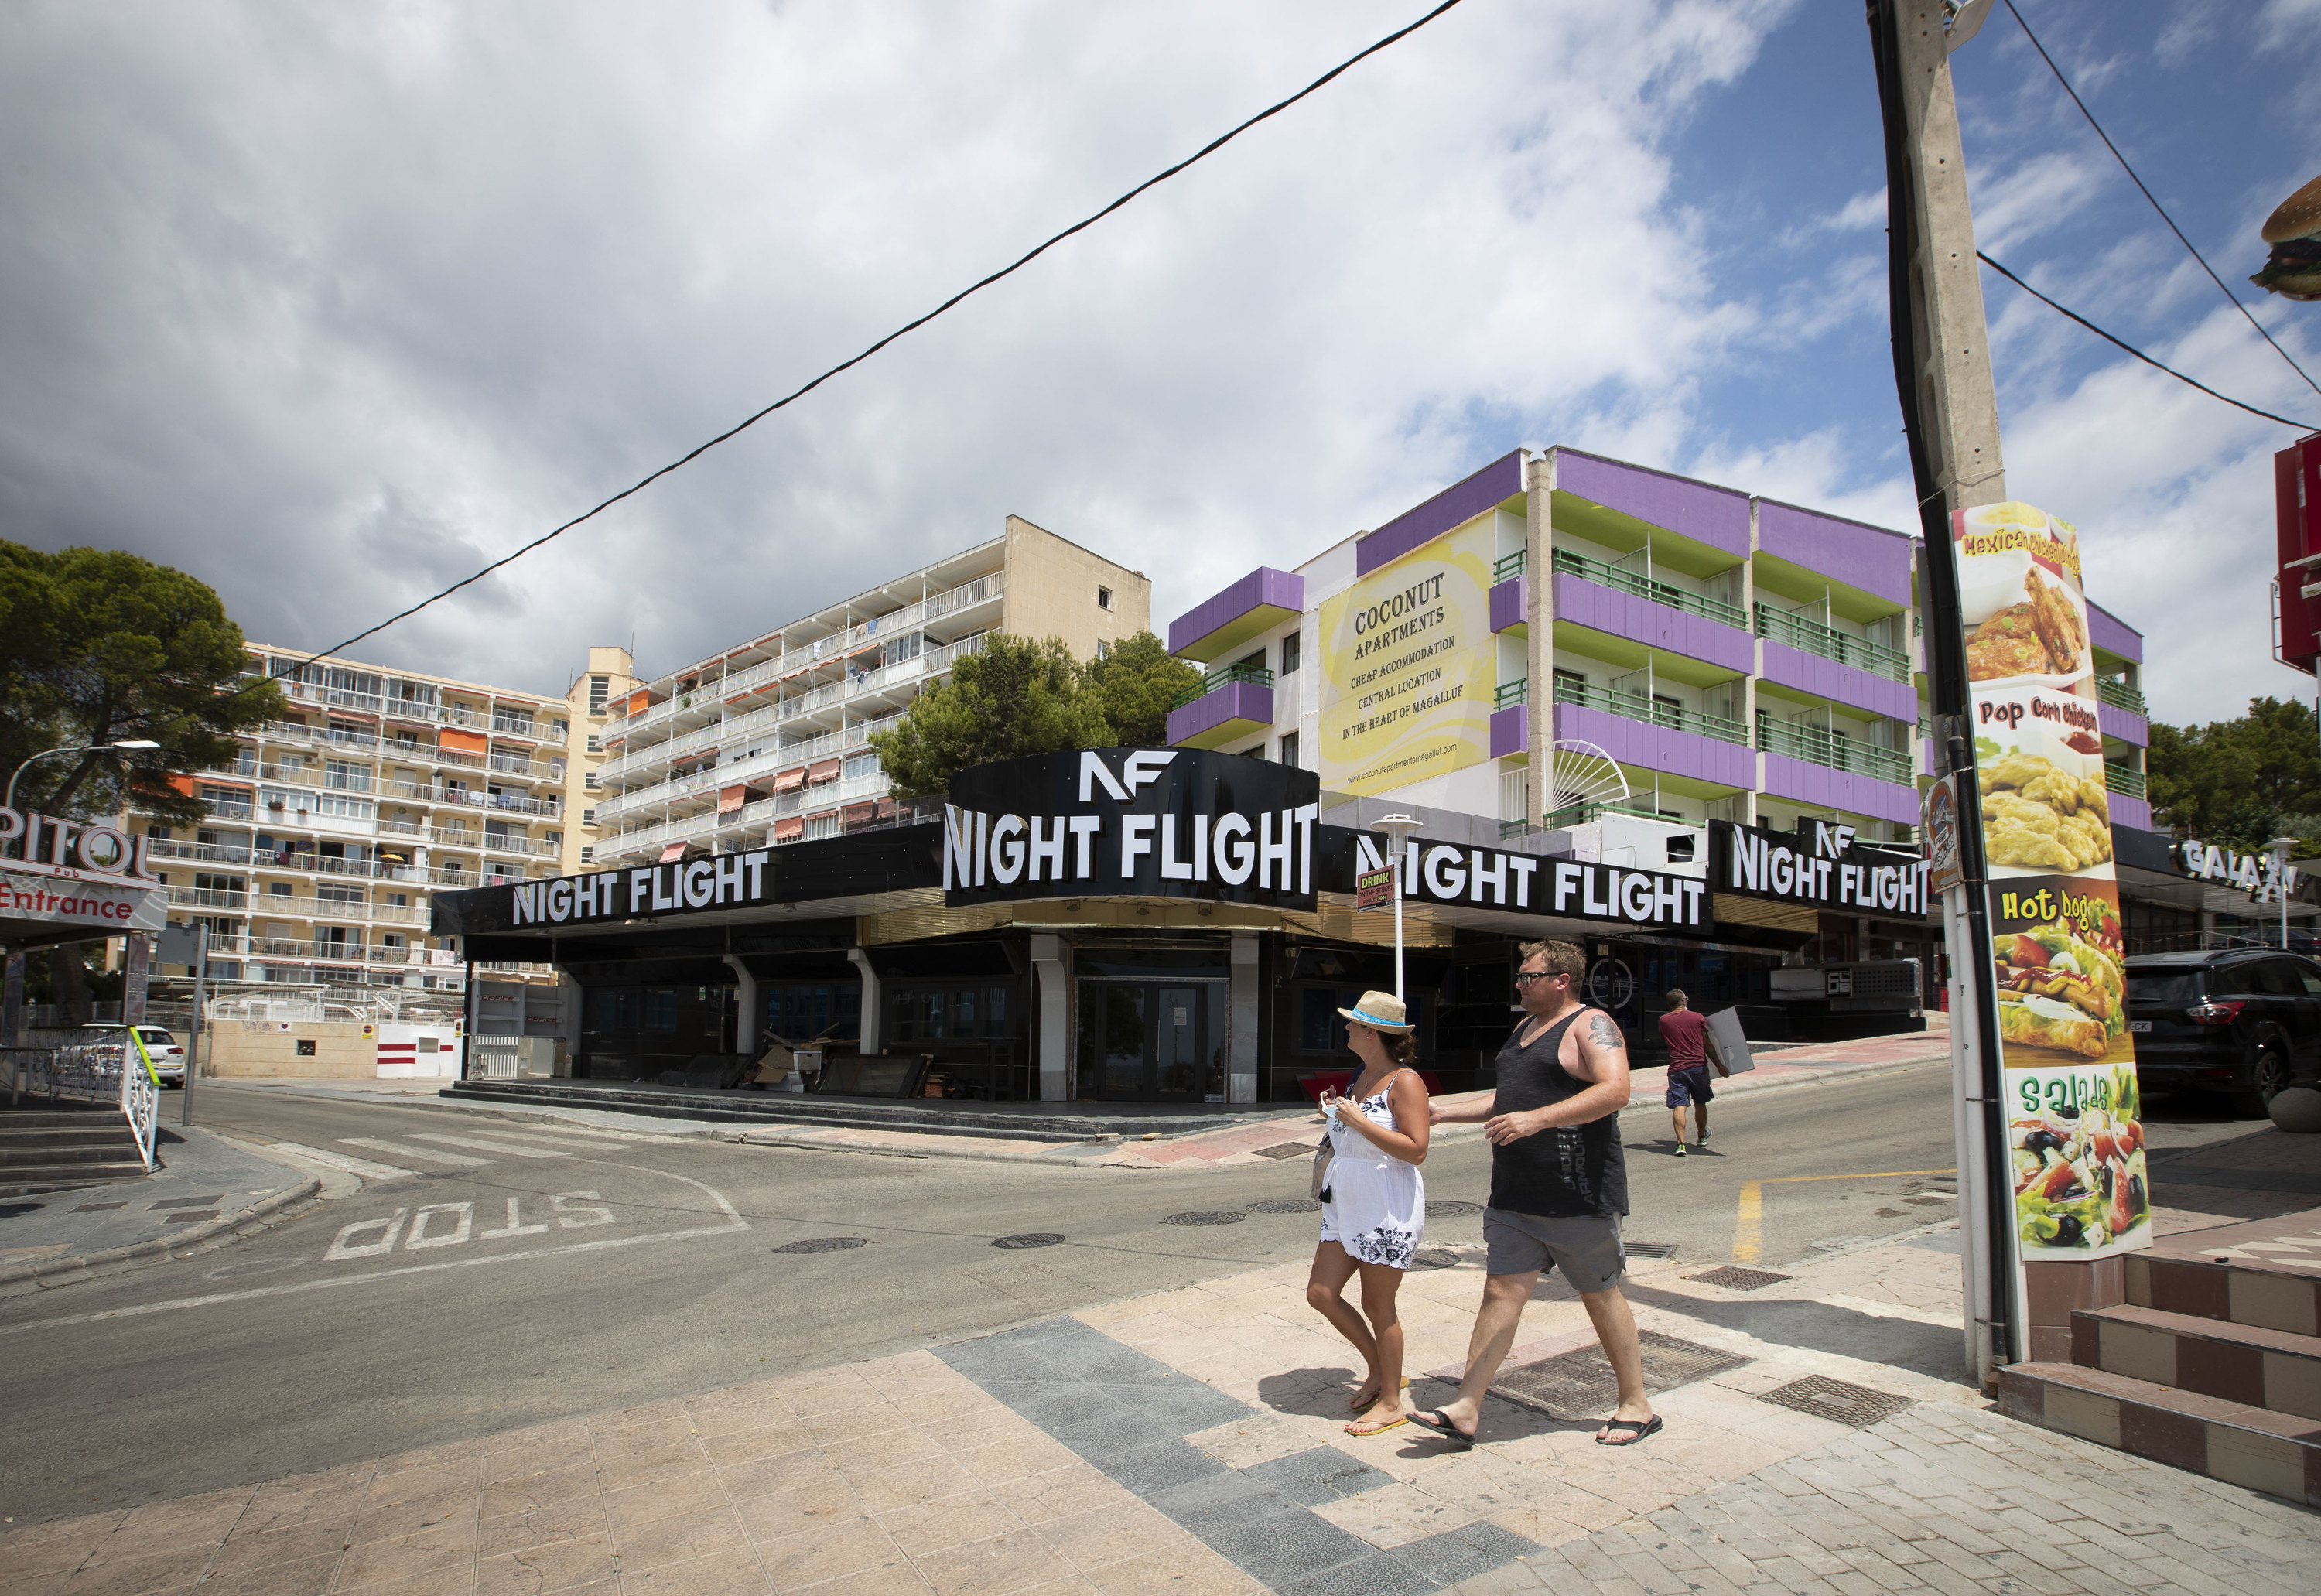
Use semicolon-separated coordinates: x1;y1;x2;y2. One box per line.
1408;1409;1475;1451
1595;1414;1663;1446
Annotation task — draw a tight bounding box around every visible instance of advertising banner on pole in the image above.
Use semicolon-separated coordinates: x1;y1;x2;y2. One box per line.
1316;513;1499;796
1953;501;2149;1263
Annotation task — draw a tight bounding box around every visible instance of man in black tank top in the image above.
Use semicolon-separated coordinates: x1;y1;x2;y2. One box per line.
1409;938;1660;1450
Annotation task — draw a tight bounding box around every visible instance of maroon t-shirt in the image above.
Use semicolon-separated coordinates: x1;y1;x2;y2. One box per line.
1658;1008;1709;1070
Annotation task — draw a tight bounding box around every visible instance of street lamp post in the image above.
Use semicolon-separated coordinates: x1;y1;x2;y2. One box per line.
4;740;162;812
1372;814;1424;1000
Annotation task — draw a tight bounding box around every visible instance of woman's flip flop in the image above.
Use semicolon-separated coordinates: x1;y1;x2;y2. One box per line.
1595;1415;1663;1446
1407;1410;1475;1451
1350;1377;1411;1414
1345;1413;1408;1437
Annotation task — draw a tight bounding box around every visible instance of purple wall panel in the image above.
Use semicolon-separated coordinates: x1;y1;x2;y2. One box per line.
1490;704;1525;760
1166;681;1273;747
1759;754;1921;825
2087;602;2144;664
1356;451;1526;576
1167;567;1304;658
1755;501;1912;605
1551;572;1754;674
1490;574;1530;634
2099;702;2149;748
2110;793;2152;831
1757;639;1919;721
1553;451;1750;557
1550;702;1755;791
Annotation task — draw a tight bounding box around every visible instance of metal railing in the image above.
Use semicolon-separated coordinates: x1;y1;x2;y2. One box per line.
1171;661;1276;711
1543;798;1672;830
1493;549;1527;584
1553;676;1748;746
2104;762;2147;799
6;1029;158;1169
1756;718;1914;784
1754;603;1912;683
1495;679;1529;711
1556;549;1749;631
2097;677;2148;716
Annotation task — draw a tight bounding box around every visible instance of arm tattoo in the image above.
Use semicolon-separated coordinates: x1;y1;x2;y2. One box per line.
1585;1013;1625;1054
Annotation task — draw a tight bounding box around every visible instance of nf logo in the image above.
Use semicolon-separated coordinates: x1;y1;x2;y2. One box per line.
1079;750;1177;802
1806;819;1858;858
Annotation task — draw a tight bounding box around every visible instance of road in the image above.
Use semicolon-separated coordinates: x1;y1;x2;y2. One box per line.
0;1059;2247;1525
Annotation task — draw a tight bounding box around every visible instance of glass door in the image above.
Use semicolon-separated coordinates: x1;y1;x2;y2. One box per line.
1075;980;1225;1102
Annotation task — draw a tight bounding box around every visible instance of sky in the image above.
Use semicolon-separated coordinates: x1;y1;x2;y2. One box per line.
2;0;2317;729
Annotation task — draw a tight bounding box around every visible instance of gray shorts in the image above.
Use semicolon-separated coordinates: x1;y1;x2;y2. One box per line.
1482;1208;1625;1294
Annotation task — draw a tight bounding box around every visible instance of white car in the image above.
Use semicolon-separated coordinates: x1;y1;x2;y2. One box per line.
80;1024;187;1087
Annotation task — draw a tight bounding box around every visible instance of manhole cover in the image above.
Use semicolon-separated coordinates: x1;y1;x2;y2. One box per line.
1161;1211;1247;1226
1625;1242;1677;1259
775;1236;870;1254
1756;1376;1913;1428
1410;1248;1460;1270
204;1256;306;1281
1427;1201;1484;1218
1492;1329;1748;1417
1687;1266;1793;1291
1251;1142;1317;1160
1246;1198;1321;1214
992;1233;1064;1249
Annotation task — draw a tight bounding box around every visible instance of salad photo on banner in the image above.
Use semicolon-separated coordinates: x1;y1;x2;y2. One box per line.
1952;501;2150;1265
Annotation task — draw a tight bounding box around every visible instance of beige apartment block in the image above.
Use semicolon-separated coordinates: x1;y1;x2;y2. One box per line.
558;644;641;873
139;646;566;995
593;518;1148;868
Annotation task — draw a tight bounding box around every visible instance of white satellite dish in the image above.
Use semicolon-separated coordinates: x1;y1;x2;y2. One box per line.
1541;740;1630;828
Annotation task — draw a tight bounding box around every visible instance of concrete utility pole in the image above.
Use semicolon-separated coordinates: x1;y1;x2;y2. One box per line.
1868;0;2015;1391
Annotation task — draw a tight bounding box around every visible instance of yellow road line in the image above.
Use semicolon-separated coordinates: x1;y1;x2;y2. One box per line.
1732;1170;1957;1263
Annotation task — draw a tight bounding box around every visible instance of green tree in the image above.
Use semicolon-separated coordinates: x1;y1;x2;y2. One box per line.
1085;630;1202;747
2147;695;2321;851
0;543;282;825
867;633;1113;801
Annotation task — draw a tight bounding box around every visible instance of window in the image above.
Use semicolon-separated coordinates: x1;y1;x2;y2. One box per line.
1282;633;1302;678
1097;586;1113;610
843;751;880;780
149;825;173;842
1280;732;1301;769
1651;694;1683;729
586;733;602;753
1239;646;1266;672
268;882;292;897
588;675;610;713
579;846;594;863
583;808;597;826
1095;638;1110;661
316;884;364;906
584;771;600;789
552;719;569;738
1552;668;1588;699
324;759;371;791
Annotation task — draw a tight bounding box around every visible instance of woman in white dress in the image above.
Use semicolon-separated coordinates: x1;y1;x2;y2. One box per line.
1304;989;1431;1437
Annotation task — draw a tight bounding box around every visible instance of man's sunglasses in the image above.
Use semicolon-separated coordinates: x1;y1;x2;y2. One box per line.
1513;970;1566;986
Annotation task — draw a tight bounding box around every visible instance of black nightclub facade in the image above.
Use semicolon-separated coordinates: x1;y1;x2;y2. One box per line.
432;747;1927;1104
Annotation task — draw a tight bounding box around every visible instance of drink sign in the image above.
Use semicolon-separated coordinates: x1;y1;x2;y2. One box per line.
1355;866;1394;911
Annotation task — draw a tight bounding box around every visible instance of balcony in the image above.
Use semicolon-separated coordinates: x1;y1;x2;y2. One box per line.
1554;549;1747;631
2097;677;2148;716
169;886;248;911
1550;564;1753;676
1756;719;1913;784
1167;663;1277;751
2104;762;2147;800
1167;567;1302;661
1494;550;1527;583
1548;679;1755;791
1755;604;1909;684
1543;797;1671;830
1554;678;1746;747
1755;718;1920;826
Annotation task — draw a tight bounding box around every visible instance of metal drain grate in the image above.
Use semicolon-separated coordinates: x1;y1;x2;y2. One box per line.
1687;1266;1793;1290
1492;1329;1748;1417
1625;1242;1677;1259
1251;1142;1318;1160
1426;1200;1484;1218
1246;1198;1321;1214
991;1233;1064;1249
775;1236;869;1254
1162;1211;1247;1226
1410;1248;1461;1270
1755;1376;1913;1428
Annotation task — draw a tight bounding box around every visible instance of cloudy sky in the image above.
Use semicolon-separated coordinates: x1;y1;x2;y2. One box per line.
2;0;2316;727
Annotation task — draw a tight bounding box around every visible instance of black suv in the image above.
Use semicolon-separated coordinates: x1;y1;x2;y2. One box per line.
2124;948;2321;1116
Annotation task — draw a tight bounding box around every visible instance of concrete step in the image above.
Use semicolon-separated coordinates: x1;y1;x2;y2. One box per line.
0;1160;151;1198
0;1111;123;1131
2130;1249;2321;1338
0;1140;142;1167
1998;1361;2319;1507
2073;1302;2321;1421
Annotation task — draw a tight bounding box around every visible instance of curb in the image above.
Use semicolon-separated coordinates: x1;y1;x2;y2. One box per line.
0;1177;322;1297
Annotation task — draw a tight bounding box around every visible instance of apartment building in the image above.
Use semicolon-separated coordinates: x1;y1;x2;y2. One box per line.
142;646;571;991
558;645;641;873
590;517;1150;868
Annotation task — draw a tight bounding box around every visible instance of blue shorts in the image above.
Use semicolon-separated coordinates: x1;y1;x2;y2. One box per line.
1666;1066;1714;1108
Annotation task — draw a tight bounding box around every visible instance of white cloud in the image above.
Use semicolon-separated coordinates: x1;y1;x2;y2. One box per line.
1970;151;2107;258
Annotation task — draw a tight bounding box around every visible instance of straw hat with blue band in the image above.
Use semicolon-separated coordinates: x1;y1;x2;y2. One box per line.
1336;990;1414;1033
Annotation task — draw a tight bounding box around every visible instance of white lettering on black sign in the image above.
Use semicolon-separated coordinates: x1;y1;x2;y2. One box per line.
508;851;773;928
1349;834;1709;931
1711;820;1927;917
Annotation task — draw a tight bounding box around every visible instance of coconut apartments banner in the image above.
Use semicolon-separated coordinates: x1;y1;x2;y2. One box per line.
1954;501;2148;1265
1317;514;1499;797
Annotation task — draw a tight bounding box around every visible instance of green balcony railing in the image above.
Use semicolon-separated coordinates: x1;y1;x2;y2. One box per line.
1754;603;1912;684
2097;677;2148;716
2104;762;2147;799
1492;549;1528;584
1495;678;1529;711
1541;798;1672;830
1552;676;1749;746
1169;661;1276;712
1553;549;1748;631
1756;718;1914;785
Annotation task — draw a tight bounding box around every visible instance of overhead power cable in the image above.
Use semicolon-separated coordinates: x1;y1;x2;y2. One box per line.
276;0;1470;679
2002;0;2321;401
1977;250;2319;432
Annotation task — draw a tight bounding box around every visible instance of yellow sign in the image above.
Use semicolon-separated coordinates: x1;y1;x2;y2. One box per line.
1317;514;1498;796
